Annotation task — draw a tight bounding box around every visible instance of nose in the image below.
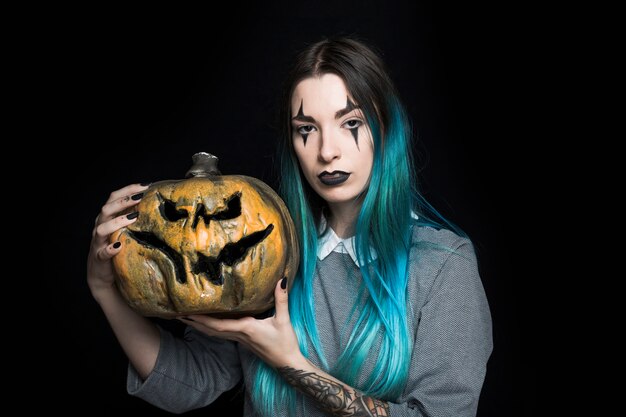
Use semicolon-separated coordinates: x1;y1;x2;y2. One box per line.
318;131;341;163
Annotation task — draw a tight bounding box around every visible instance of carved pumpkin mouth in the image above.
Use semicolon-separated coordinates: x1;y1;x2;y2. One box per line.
127;224;274;286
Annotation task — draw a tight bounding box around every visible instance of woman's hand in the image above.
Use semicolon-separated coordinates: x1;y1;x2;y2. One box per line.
181;278;304;369
87;183;149;298
185;280;391;416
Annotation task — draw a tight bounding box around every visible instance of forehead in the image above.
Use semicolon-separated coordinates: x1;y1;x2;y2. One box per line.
291;74;352;114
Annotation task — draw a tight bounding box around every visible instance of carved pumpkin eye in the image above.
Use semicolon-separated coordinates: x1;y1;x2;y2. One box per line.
210;192;242;220
192;192;242;229
158;191;243;228
158;193;188;222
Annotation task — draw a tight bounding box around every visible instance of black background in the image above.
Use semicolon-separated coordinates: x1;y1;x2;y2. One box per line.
43;2;537;415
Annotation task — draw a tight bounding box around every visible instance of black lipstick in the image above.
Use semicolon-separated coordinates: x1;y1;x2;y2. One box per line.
318;170;350;186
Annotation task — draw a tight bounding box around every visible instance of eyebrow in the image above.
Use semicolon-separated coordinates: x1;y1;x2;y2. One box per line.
335;97;359;119
291;98;360;123
292;100;316;123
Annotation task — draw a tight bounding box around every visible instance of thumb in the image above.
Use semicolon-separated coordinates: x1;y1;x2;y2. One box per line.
97;241;122;261
274;276;289;320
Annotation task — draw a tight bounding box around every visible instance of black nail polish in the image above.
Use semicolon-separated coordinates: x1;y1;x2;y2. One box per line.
126;211;139;220
140;182;151;186
131;192;144;201
113;241;121;249
280;277;287;289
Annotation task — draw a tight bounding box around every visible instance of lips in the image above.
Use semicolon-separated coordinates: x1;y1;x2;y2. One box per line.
318;170;350;186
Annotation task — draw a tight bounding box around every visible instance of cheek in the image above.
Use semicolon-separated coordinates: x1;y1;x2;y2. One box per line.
362;126;375;148
293;143;313;166
358;146;375;177
361;131;375;161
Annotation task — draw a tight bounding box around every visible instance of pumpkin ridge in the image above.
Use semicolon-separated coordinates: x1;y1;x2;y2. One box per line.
127;230;187;285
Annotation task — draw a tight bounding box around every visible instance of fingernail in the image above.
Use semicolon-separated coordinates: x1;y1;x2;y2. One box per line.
280;277;287;289
183;316;194;322
126;211;139;220
131;192;144;201
113;241;121;249
140;182;151;186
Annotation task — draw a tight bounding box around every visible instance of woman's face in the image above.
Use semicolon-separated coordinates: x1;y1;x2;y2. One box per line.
291;74;374;206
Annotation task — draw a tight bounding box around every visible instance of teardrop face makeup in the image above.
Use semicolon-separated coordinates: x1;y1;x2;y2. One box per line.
291;74;374;207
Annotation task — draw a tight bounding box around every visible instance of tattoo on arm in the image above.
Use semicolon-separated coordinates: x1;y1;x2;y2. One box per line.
277;366;390;417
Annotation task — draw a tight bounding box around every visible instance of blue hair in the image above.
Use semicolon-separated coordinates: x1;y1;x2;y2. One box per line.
252;37;461;415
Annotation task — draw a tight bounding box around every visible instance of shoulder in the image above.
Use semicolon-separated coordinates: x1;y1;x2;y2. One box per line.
409;224;474;260
407;224;479;303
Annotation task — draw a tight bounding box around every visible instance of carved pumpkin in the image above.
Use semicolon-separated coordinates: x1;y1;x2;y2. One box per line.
111;152;299;318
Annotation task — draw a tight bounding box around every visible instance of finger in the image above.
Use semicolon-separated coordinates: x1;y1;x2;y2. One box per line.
96;240;123;261
99;190;145;223
185;315;248;333
105;183;151;204
96;184;147;225
274;277;289;322
179;317;245;341
178;318;218;337
93;211;139;246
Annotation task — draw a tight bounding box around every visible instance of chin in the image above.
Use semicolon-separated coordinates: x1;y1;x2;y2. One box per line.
318;192;360;205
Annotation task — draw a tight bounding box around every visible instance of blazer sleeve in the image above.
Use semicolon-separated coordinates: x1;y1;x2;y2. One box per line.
127;325;243;414
388;239;493;417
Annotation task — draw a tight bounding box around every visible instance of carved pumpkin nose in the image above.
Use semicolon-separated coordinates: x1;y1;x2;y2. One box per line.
111;153;299;318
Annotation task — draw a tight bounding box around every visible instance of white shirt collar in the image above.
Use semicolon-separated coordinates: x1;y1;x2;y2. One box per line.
317;217;375;266
316;212;419;266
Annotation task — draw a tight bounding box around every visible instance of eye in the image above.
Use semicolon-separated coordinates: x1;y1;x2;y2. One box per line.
158;194;188;222
343;119;362;129
192;192;242;229
297;125;316;135
212;192;242;220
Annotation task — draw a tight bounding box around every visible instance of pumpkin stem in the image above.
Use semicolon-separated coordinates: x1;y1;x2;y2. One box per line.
186;152;221;177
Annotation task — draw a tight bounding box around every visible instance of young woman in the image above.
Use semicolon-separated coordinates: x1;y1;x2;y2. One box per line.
87;37;492;417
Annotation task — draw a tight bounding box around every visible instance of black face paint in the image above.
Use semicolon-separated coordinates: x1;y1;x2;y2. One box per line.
345;97;359;148
345;97;357;112
296;100;308;146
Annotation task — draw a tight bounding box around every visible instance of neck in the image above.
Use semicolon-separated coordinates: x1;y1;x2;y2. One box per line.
326;201;362;238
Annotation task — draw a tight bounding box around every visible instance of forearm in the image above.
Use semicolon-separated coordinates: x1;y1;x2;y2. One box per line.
92;285;160;379
278;358;389;417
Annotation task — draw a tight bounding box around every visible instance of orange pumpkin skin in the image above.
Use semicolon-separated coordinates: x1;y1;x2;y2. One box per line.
111;155;299;318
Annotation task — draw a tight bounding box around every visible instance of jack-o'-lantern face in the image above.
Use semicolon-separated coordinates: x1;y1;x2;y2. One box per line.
111;153;299;318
